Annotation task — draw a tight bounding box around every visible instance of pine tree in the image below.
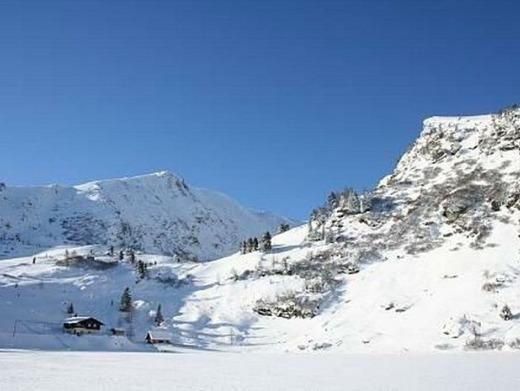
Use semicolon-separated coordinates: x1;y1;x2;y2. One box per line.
129;249;136;264
247;238;254;253
67;302;74;315
136;260;148;279
278;223;290;233
119;287;132;312
327;191;339;210
119;250;124;261
261;231;272;251
253;237;259;251
307;220;314;236
344;189;361;214
500;304;513;321
154;304;164;326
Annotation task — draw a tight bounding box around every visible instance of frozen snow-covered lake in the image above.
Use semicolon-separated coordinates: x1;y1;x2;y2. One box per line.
1;351;520;390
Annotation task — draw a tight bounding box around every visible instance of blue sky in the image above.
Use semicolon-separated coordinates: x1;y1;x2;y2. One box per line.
0;0;519;219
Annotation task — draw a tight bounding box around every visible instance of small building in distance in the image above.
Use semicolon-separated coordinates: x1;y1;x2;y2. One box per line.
145;329;171;344
110;327;126;336
63;317;104;335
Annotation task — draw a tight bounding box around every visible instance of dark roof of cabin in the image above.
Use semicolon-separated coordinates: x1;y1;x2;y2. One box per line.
64;316;104;326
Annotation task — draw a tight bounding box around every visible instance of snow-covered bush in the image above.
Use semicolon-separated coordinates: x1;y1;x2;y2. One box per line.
443;316;482;339
253;293;318;319
508;338;520;349
229;268;239;281
481;281;504;292
150;266;189;287
337;261;360;275
465;337;505;351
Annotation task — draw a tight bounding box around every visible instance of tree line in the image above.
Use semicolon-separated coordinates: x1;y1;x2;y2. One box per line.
240;231;272;254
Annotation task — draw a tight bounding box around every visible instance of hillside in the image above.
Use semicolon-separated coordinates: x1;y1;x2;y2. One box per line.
0;171;294;261
1;108;519;353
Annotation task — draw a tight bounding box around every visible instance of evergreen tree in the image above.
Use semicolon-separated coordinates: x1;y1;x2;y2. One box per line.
278;223;290;233
327;191;339;210
119;250;124;261
67;302;74;315
109;246;114;256
339;188;361;214
154;304;164;326
119;287;132;312
129;249;136;264
253;237;259;251
246;238;254;253
136;260;148;279
261;231;272;251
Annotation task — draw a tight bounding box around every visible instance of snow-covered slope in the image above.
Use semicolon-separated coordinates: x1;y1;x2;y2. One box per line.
1;108;519;353
0;171;295;261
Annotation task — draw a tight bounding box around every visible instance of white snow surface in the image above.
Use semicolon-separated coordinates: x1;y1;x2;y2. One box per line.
2;350;520;391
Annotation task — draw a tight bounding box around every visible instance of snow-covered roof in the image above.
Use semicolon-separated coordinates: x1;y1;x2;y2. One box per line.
64;316;104;325
146;329;171;340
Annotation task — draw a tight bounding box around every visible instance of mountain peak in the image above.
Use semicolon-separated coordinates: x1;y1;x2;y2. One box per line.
0;171;294;260
75;170;186;191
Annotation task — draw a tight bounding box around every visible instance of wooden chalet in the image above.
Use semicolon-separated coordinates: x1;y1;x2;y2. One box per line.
145;330;171;344
63;316;104;335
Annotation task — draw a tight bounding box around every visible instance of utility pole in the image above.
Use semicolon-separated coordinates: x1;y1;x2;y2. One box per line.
12;319;20;337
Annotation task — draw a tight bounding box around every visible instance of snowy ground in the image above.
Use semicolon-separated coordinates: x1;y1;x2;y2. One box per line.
1;350;520;390
1;220;520;353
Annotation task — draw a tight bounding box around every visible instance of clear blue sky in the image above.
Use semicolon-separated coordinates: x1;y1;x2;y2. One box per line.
1;0;519;219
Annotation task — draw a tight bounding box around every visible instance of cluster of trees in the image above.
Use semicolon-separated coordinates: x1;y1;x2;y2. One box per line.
240;232;272;254
308;188;369;241
278;223;290;233
108;246;137;263
326;188;366;216
240;237;258;253
119;287;165;326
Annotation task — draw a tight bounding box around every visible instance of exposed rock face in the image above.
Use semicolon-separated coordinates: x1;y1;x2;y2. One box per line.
310;108;520;258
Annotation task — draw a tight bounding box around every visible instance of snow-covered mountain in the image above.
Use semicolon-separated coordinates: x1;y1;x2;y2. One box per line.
0;171;295;261
1;108;519;353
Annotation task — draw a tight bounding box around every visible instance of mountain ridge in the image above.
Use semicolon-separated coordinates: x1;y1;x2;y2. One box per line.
1;108;519;353
0;170;296;260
